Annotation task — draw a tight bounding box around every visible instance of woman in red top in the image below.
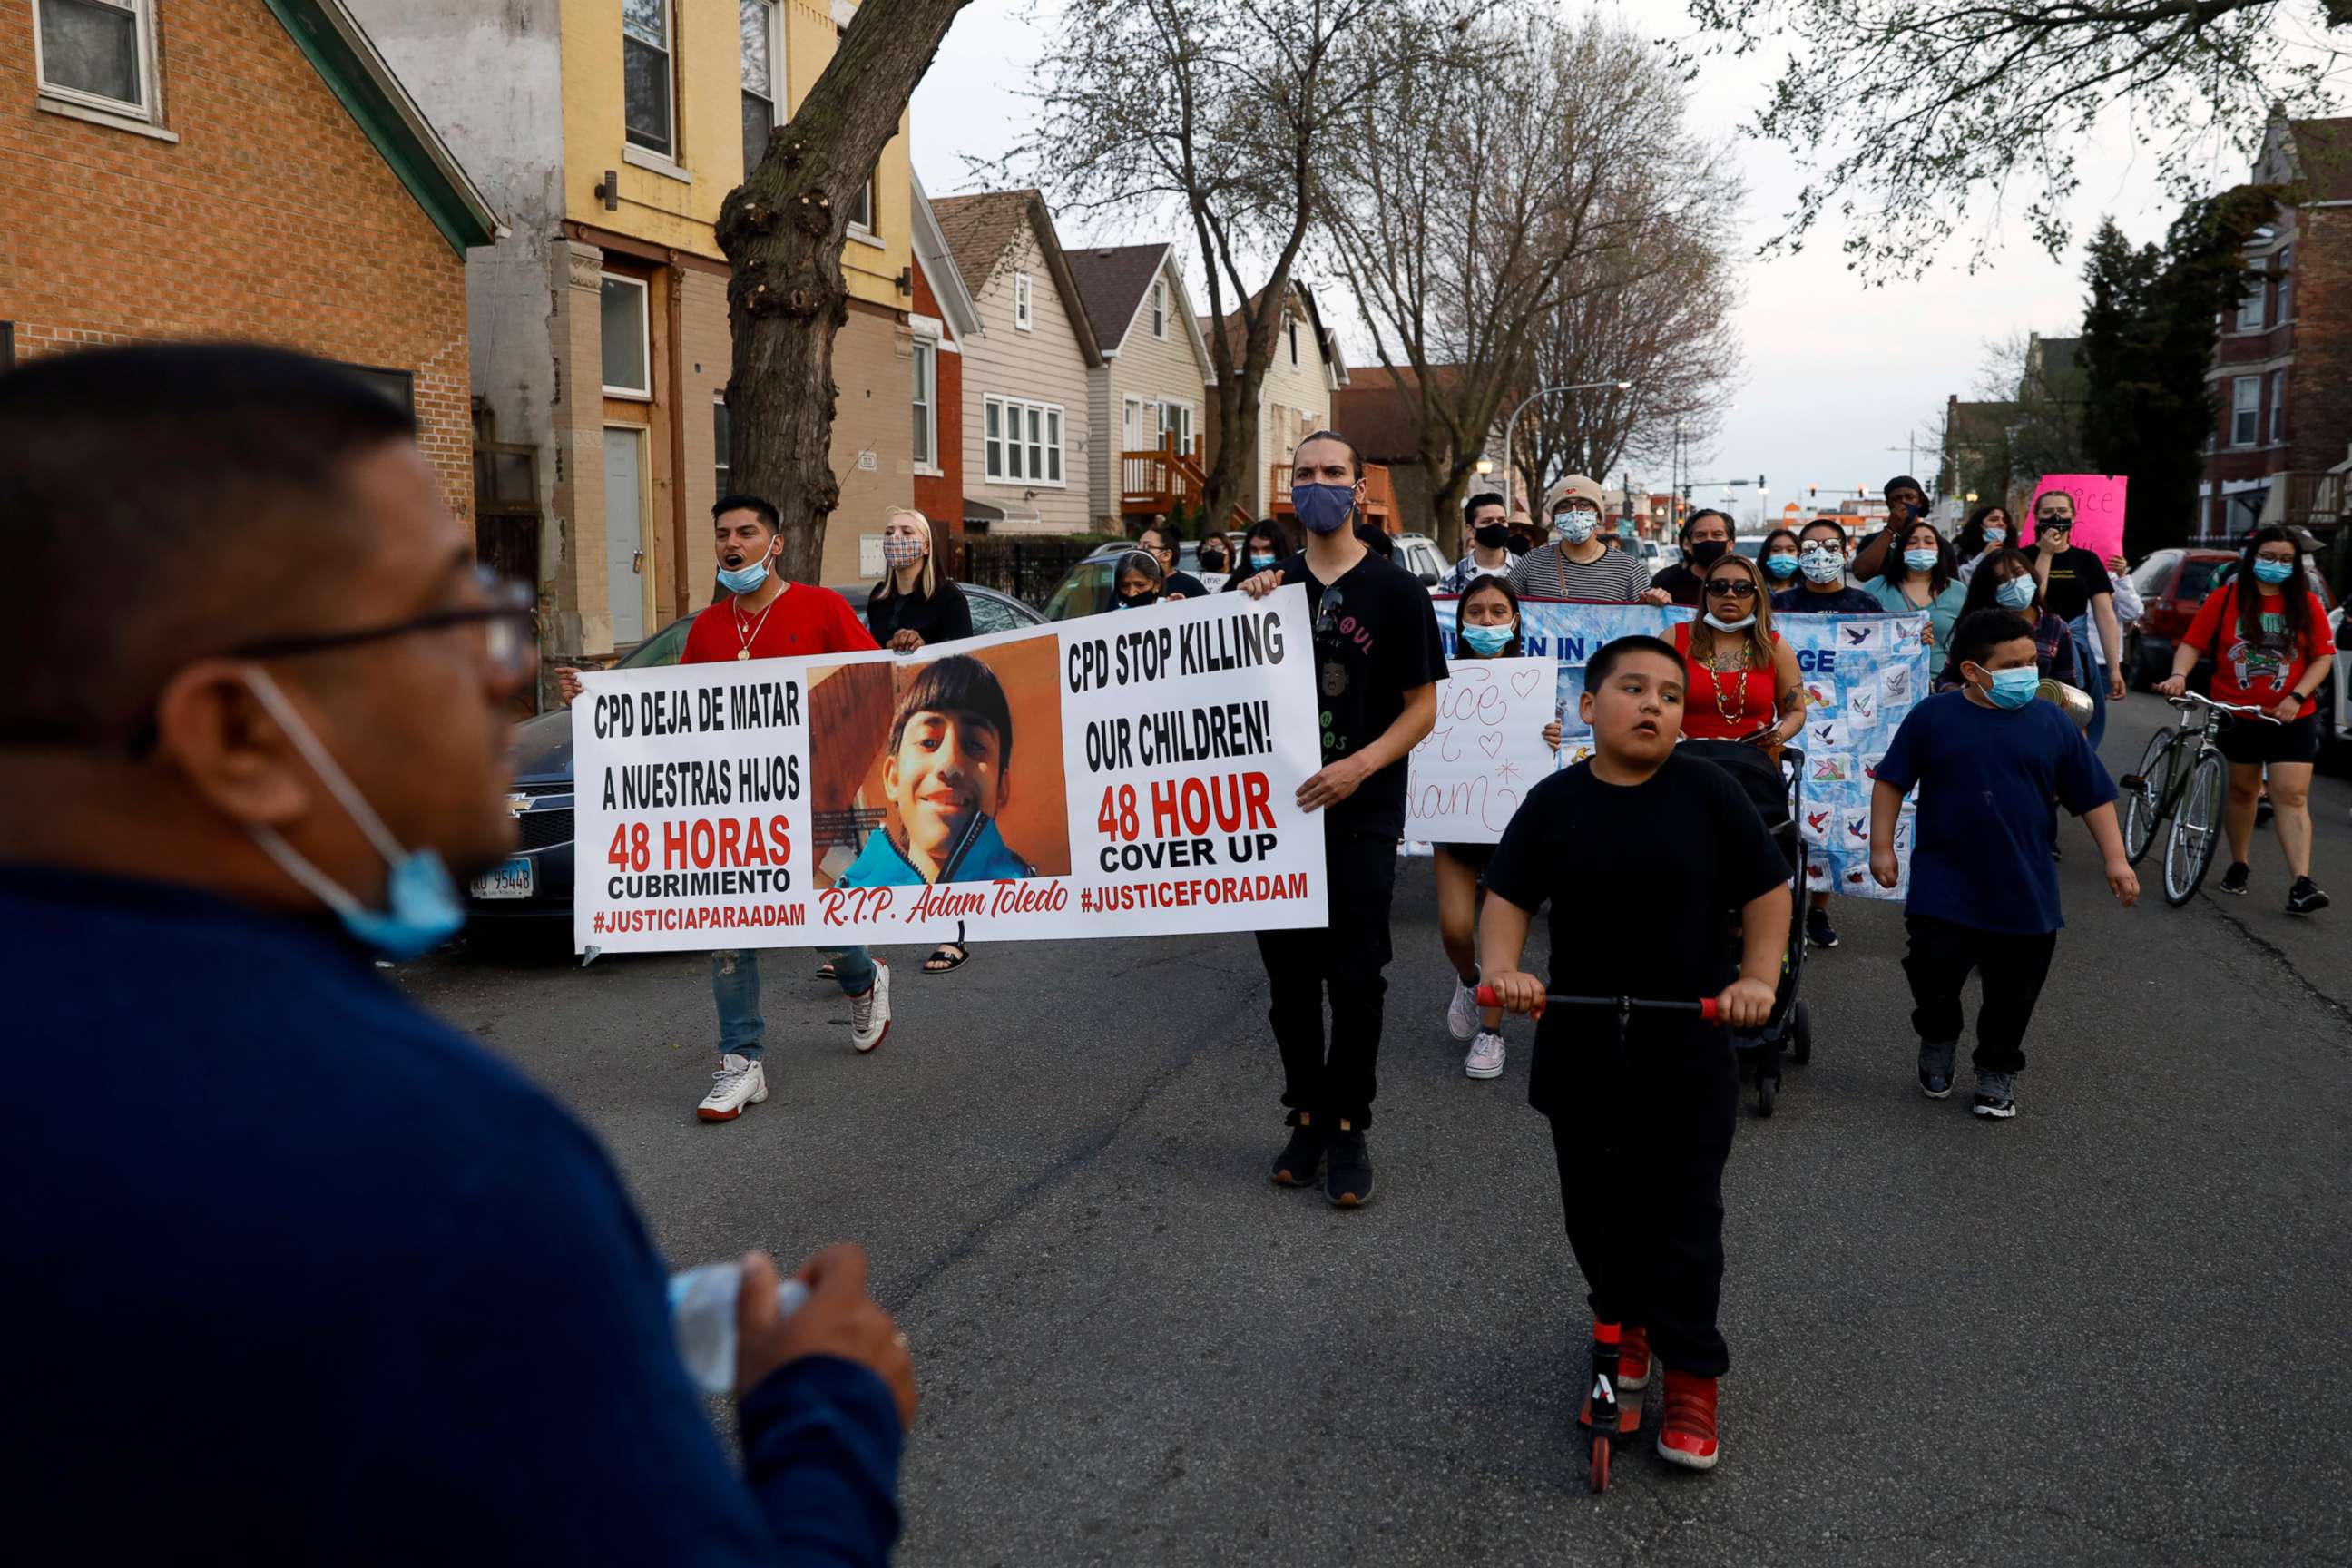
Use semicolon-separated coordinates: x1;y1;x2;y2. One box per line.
2156;525;2337;914
1673;553;1807;755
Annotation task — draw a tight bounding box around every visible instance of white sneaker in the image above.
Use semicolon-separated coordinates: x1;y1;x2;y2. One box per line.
850;962;892;1054
1464;1031;1505;1080
698;1054;768;1122
1446;979;1480;1041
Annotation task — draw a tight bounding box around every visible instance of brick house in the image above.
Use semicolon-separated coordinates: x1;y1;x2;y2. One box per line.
2200;114;2352;544
0;0;500;525
909;173;982;544
348;0;923;665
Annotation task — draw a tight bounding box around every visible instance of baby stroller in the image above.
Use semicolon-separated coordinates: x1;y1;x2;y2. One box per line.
1676;739;1812;1117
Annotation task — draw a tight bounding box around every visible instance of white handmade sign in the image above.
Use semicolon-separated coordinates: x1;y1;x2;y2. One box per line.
1404;656;1560;845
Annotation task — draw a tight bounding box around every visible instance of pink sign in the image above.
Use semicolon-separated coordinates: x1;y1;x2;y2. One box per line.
2020;475;2128;562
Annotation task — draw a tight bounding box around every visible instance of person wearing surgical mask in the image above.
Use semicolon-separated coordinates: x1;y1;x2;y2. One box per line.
0;344;914;1561
866;507;973;655
1936;547;2079;691
1759;528;1803;587
1671;554;1807;759
1225;517;1297;590
1954;503;2012;582
1439;491;1514;593
1864;518;1969;661
1434;575;1562;1083
1508;473;1669;605
1651;509;1736;608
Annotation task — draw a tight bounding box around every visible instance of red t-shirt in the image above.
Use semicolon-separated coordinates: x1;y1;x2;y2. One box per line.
2181;582;2335;718
681;583;878;665
1674;621;1785;740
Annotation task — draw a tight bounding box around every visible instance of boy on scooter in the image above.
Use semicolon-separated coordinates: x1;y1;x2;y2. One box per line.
1481;634;1790;1474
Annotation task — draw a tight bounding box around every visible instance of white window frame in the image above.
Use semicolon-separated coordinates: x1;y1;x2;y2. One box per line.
1288;318;1299;367
740;0;781;180
2229;376;2259;448
601;275;654;399
623;0;676;161
1151;280;1167;339
2235;255;2267;334
713;394;732;496
1152;398;1194;456
2277;247;2292;323
2268;368;2285;445
33;0;163;126
910;337;939;475
983;394;1066;486
1013;273;1034;332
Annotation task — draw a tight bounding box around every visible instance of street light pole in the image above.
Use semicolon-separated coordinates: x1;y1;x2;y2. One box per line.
1501;378;1634;519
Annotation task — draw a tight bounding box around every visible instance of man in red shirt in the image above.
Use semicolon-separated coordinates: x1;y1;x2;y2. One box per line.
2156;525;2336;915
560;495;894;1119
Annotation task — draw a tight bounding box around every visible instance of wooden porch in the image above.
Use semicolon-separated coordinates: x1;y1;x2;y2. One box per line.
1120;436;1252;529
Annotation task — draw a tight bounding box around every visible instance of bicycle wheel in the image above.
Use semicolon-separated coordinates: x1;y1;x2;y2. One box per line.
2120;730;2178;867
2162;750;2229;906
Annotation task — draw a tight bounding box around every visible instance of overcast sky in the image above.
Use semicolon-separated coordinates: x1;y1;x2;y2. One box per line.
908;0;2282;525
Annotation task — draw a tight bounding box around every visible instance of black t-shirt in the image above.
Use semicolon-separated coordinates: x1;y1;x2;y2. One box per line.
865;578;973;647
1652;563;1704;608
1278;549;1449;839
1165;570;1212;601
2037;547;2112;623
1483;751;1788;1115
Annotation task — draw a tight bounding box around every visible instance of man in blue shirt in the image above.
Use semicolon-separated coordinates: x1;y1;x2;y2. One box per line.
1868;609;2139;1120
0;345;913;1562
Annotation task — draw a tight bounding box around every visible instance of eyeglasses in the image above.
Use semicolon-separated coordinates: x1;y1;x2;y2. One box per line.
230;567;537;679
1704;580;1759;600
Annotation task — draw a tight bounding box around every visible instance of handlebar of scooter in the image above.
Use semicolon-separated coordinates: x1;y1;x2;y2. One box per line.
1475;985;1719;1024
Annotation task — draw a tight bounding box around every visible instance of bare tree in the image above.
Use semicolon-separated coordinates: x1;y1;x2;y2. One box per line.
1319;13;1718;552
717;0;976;583
1508;162;1743;524
1680;0;2349;277
1019;0;1444;530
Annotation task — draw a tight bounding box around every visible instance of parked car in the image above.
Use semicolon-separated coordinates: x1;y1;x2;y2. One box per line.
1392;532;1448;587
1043;541;1210;620
2126;547;2336;691
467;583;1045;924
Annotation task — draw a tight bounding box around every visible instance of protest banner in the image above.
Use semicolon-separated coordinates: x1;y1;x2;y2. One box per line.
2021;474;2128;560
1430;596;1926;897
572;588;1328;952
1405;655;1560;844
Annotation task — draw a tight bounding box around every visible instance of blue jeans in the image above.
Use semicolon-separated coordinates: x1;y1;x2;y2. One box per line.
2071;618;2109;753
710;946;876;1061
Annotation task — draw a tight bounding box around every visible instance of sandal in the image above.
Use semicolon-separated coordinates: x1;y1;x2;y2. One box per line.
815;961;838;980
923;942;970;975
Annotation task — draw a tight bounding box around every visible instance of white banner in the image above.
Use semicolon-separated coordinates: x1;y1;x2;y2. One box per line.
1405;656;1559;844
573;588;1329;951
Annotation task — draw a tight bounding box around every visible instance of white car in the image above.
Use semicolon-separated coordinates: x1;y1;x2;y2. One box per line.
1392;531;1449;588
2328;603;2348;767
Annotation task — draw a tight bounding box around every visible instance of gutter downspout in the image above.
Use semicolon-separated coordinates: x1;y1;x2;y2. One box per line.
666;250;691;618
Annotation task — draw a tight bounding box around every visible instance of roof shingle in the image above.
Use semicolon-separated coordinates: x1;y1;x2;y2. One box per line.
930;190;1037;294
1063;244;1171;352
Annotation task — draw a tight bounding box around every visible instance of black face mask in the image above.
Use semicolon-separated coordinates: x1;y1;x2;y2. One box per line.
1116;592;1158;611
1475;524;1511;550
1199;552;1228;573
1506;535;1534;557
1690;538;1730;568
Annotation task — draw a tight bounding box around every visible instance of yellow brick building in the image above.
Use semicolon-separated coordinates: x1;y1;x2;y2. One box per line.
352;0;916;664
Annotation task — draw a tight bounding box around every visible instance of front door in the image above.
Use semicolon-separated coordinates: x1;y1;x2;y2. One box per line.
1122;397;1146;451
603;427;647;646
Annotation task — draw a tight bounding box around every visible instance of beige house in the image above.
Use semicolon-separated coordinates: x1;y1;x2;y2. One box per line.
1064;244;1219;529
932;189;1103;534
1201;280;1351;519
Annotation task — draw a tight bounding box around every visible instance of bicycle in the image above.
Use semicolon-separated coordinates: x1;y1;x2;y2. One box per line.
2117;691;2279;906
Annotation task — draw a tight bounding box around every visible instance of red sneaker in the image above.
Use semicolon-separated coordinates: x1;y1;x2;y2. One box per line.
1616;1325;1651;1391
1656;1368;1720;1471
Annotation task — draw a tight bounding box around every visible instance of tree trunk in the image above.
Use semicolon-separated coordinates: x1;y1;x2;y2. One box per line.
716;0;975;584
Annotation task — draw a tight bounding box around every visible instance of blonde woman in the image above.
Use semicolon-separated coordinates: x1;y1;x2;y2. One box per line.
866;507;972;653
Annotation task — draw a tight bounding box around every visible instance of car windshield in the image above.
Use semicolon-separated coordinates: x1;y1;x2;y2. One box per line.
2176;557;2229;602
616;618;693;669
2129;551;2180;595
1046;559;1120;620
1731;537;1765;558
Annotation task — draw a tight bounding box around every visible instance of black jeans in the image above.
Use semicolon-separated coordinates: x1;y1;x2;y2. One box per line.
1255;828;1398;1129
1546;1028;1740;1378
1901;914;2058;1074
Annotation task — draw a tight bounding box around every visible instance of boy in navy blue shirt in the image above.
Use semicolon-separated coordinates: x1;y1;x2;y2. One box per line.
1868;609;2139;1118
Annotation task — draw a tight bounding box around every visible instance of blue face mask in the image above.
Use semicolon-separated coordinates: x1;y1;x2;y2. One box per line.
1763;554;1799;580
1977;666;2042;710
2253;558;2296;586
1995;575;2037;612
240;669;466;960
1983;527;2007;547
1459;622;1514;656
1903;548;1939;573
1249;552;1277;571
715;554;771;595
1292;482;1356;536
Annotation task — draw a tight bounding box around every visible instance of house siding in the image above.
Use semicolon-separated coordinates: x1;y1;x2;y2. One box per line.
960;226;1093;534
1251;303;1336;514
1093;261;1210;525
0;0;475;527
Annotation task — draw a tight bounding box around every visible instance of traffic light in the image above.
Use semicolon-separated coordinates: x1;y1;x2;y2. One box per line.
1808;484;1818;500
1758;475;1767;490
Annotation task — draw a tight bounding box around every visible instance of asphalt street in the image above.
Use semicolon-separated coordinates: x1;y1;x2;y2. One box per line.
407;698;2351;1567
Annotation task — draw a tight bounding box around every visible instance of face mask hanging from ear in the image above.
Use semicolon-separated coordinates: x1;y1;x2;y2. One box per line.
240;668;466;960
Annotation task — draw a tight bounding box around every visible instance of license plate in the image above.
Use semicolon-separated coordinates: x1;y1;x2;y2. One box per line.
471;858;534;899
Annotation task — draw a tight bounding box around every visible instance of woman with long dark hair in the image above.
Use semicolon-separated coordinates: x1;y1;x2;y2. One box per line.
1226;517;1296;588
1758;527;1803;590
1435;574;1561;1083
2156;525;2336;913
1954;503;2013;581
1673;553;1806;754
1936;548;2077;690
1865;516;1968;662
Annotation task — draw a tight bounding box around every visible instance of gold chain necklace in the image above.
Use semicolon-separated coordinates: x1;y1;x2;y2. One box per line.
732;592;780;661
1703;628;1750;728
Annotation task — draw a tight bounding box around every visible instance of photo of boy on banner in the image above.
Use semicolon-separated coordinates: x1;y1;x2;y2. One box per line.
811;644;1072;889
